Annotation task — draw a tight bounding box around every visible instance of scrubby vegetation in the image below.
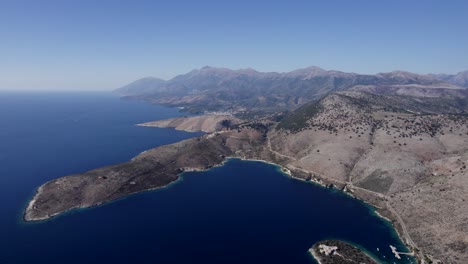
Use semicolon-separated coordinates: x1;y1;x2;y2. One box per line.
277;100;323;131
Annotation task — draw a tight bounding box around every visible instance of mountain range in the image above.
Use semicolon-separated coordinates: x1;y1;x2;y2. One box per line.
116;66;468;114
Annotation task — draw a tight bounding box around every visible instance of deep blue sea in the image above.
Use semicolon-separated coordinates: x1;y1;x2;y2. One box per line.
0;92;414;264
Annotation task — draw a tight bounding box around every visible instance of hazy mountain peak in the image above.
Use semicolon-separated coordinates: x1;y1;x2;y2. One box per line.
375;71;447;86
452;70;468;87
115;76;166;95
140;76;166;82
286;66;326;77
429;70;468;88
196;66;236;74
378;70;420;77
237;67;259;74
198;66;259;74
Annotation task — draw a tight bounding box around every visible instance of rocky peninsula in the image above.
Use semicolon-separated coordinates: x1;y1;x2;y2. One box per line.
24;118;268;221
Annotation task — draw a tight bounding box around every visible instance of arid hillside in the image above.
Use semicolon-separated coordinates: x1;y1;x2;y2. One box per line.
137;115;242;133
271;91;468;263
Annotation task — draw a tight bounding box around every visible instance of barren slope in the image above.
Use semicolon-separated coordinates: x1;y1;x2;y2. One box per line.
138;115;242;133
270;91;468;263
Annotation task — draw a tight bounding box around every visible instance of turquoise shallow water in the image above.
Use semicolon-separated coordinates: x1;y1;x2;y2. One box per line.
0;92;414;263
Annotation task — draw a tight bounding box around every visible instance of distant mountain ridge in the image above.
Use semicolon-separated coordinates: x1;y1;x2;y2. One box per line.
116;66;466;114
117;77;167;95
430;70;468;88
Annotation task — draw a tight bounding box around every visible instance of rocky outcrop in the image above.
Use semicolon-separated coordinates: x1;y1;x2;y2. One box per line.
309;240;378;264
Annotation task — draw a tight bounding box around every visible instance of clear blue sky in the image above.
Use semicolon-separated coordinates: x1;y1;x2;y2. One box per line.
1;0;467;91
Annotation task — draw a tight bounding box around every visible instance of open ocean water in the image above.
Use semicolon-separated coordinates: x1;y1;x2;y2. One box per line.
0;92;414;263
